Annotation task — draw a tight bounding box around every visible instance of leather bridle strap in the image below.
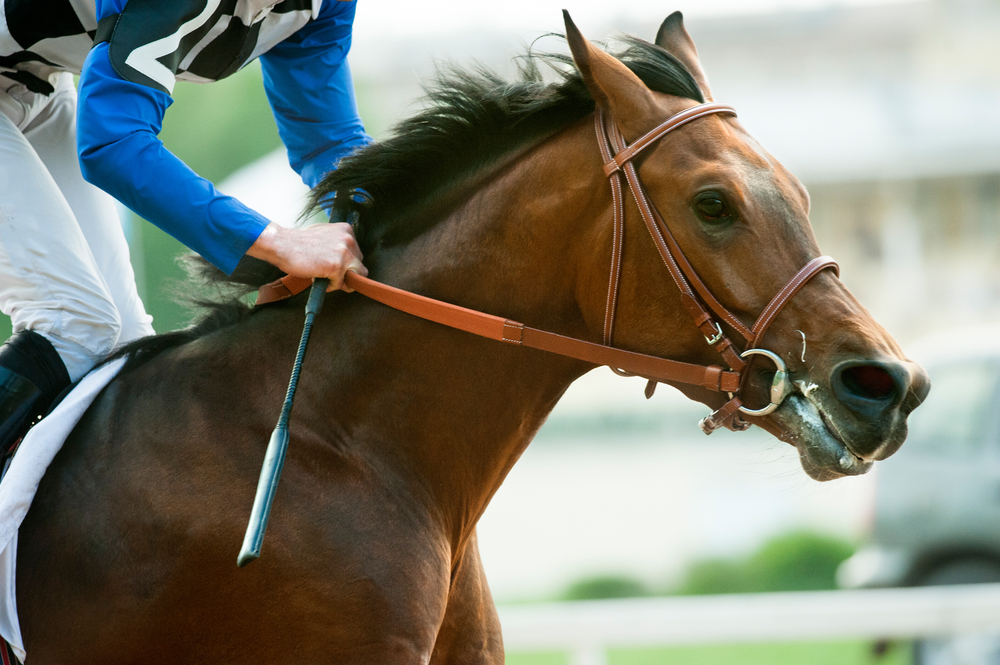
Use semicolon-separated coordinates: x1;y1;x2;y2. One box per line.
749;255;839;349
257;274;310;305
593;112;625;348
342;272;740;392
257;271;740;391
603;103;743;179
596;104;749;380
255;273;741;394
256;268;749;393
729;255;839;409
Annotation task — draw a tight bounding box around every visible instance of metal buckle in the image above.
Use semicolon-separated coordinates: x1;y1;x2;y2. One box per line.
735;348;793;417
703;321;724;346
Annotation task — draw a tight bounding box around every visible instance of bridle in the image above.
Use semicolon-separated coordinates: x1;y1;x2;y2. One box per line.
592;102;838;432
256;102;838;435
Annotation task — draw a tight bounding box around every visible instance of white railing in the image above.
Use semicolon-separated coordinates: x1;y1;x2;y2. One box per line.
498;583;1000;665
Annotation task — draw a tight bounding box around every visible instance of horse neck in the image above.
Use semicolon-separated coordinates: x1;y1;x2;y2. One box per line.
306;117;609;551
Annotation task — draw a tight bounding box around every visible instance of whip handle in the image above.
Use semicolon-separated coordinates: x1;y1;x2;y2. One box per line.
237;425;290;566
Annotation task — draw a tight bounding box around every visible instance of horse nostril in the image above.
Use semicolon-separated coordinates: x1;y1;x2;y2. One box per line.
840;365;896;401
831;360;910;424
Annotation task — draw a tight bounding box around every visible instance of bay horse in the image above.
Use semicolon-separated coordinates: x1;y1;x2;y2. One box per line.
16;12;927;664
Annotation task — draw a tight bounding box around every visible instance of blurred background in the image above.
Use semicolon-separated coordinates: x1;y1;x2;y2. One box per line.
21;0;1000;662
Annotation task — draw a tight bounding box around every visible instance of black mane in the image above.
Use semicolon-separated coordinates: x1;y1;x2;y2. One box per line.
312;35;703;253
113;34;703;368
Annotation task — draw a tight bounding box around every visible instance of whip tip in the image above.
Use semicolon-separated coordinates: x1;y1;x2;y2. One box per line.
237;546;260;568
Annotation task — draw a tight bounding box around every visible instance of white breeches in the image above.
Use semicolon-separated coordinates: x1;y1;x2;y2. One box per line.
0;73;154;382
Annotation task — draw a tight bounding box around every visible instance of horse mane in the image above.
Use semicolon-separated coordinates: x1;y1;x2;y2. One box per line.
312;35;704;252
112;34;703;370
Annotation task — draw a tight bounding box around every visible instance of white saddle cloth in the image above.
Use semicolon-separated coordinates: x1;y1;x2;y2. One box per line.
0;357;125;663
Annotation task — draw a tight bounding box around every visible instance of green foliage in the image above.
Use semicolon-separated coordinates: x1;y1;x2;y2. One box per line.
506;652;569;665
134;223;198;334
511;531;864;664
561;574;651;601
676;531;856;596
606;640;908;665
675;557;750;595
555;531;855;603
748;530;855;592
507;640;910;665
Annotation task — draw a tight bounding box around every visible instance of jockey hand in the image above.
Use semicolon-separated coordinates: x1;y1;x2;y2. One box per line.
247;222;367;292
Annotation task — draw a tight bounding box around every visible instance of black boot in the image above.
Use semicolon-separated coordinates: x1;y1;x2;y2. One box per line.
0;331;71;455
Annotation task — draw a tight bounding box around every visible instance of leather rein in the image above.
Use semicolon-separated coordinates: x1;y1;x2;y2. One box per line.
257;102;838;434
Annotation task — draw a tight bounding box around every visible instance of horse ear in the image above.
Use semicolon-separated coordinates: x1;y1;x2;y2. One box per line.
563;10;659;141
655;11;713;101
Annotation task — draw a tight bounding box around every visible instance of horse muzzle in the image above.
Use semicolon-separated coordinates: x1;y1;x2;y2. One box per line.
827;358;931;459
768;357;930;481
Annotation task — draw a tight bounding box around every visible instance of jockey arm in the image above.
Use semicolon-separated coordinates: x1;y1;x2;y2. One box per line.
258;2;370;189
76;0;369;288
251;0;372;288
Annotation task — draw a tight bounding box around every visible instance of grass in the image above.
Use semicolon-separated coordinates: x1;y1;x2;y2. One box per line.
506;640;911;665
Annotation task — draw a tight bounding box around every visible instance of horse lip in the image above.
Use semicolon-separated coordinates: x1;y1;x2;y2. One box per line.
815;405;868;464
784;394;872;479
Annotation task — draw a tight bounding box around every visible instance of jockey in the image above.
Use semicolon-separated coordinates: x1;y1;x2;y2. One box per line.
0;0;369;448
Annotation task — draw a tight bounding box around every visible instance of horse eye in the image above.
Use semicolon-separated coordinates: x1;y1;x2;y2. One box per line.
694;196;731;223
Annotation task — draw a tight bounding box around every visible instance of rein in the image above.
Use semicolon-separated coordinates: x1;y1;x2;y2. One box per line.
256;102;838;434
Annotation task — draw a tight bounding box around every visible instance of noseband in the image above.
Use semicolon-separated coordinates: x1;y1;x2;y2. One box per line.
256;103;838;435
595;102;838;433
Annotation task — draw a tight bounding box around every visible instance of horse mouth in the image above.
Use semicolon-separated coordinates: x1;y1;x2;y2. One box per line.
779;394;872;481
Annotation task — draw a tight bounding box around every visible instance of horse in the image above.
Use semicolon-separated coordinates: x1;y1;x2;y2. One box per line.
15;12;928;664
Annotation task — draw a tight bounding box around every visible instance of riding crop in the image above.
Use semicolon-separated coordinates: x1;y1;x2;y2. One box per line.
237;189;373;567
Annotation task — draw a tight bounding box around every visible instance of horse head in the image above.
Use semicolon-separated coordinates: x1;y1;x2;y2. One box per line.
563;12;929;481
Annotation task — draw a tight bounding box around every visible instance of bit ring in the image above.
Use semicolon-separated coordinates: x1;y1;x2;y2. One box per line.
735;348;793;417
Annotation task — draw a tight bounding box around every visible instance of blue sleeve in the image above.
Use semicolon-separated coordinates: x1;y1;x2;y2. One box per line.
77;43;269;274
260;0;371;189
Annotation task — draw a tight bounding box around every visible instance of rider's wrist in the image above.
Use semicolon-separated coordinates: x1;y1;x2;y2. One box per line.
247;223;283;263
